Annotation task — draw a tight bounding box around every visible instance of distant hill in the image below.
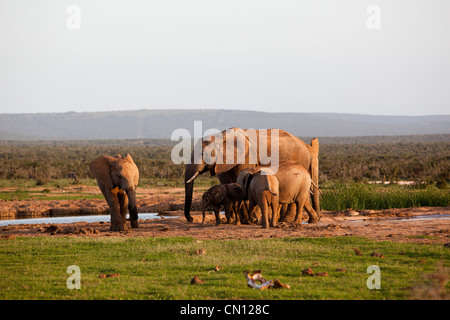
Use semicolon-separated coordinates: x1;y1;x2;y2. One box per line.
0;109;449;140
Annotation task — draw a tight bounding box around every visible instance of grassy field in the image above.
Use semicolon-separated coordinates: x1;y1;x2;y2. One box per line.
1;236;448;300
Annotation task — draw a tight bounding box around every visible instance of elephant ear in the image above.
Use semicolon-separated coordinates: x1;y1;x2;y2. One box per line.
214;128;253;175
89;155;115;189
211;185;227;203
123;154;139;187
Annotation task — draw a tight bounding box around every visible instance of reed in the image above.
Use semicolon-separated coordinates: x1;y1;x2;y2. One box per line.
321;183;450;211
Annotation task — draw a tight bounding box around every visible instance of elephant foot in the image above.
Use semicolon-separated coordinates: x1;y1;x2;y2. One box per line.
308;217;319;224
292;221;303;229
130;220;139;228
235;220;241;226
215;220;222;226
110;224;128;232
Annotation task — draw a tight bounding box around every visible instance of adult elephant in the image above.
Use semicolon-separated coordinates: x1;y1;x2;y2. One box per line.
89;154;139;231
184;127;320;222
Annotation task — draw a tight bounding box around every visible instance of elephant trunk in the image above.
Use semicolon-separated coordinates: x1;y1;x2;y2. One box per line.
184;164;204;222
126;188;139;228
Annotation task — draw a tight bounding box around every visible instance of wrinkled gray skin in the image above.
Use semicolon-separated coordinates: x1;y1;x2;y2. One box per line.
238;161;319;228
201;183;245;226
184;128;320;223
89;154;139;231
271;161;319;227
238;168;279;229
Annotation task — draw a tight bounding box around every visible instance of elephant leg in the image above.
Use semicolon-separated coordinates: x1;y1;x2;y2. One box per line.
117;190;128;221
238;201;251;224
282;203;296;222
105;188;127;231
224;202;232;224
233;202;241;225
259;195;270;229
213;206;221;225
250;206;261;223
304;200;320;224
270;199;279;228
293;196;308;228
278;204;288;222
243;200;257;224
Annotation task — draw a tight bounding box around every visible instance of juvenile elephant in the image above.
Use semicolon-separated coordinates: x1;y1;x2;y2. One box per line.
237;168;279;229
89;154;139;231
273;161;320;227
201;183;245;226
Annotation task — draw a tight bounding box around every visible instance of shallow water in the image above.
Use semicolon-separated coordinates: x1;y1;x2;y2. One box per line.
0;213;174;227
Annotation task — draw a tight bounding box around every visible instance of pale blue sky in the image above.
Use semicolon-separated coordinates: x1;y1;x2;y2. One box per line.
0;0;449;115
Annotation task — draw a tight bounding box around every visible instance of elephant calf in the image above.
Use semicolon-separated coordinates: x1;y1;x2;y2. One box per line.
89;154;139;231
201;183;245;226
238;168;279;229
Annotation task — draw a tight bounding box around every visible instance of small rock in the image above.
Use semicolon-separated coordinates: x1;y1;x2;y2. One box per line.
194;249;207;255
315;272;328;277
370;252;385;258
444;243;450;248
106;273;120;278
98;273;106;278
336;268;346;272
273;279;290;289
354;248;363;256
190;276;204;284
301;267;315;276
418;259;427;264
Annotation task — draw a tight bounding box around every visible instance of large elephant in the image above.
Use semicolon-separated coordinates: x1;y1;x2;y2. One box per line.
89;154;139;231
183;127;320;222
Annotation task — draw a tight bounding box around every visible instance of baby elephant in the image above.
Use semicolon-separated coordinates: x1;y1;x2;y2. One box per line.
201;183;245;226
238;168;279;229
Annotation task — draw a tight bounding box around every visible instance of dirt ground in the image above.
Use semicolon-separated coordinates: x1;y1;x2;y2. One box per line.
0;186;449;244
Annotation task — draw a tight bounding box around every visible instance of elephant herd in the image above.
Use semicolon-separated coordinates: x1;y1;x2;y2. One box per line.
89;128;321;231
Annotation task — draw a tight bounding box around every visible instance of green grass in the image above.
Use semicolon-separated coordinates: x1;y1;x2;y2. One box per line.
321;183;450;211
0;236;448;300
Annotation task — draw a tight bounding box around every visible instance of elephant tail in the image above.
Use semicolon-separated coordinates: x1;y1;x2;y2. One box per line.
266;176;279;196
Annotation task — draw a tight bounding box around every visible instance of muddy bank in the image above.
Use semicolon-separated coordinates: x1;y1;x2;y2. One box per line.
1;205;449;244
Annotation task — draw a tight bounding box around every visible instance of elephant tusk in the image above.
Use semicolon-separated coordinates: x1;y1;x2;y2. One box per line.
311;181;323;195
185;171;199;184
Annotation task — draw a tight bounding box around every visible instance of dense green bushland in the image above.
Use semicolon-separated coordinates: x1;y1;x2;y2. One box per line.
0;138;448;184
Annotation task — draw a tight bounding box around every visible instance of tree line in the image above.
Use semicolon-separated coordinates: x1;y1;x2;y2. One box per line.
0;140;448;185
